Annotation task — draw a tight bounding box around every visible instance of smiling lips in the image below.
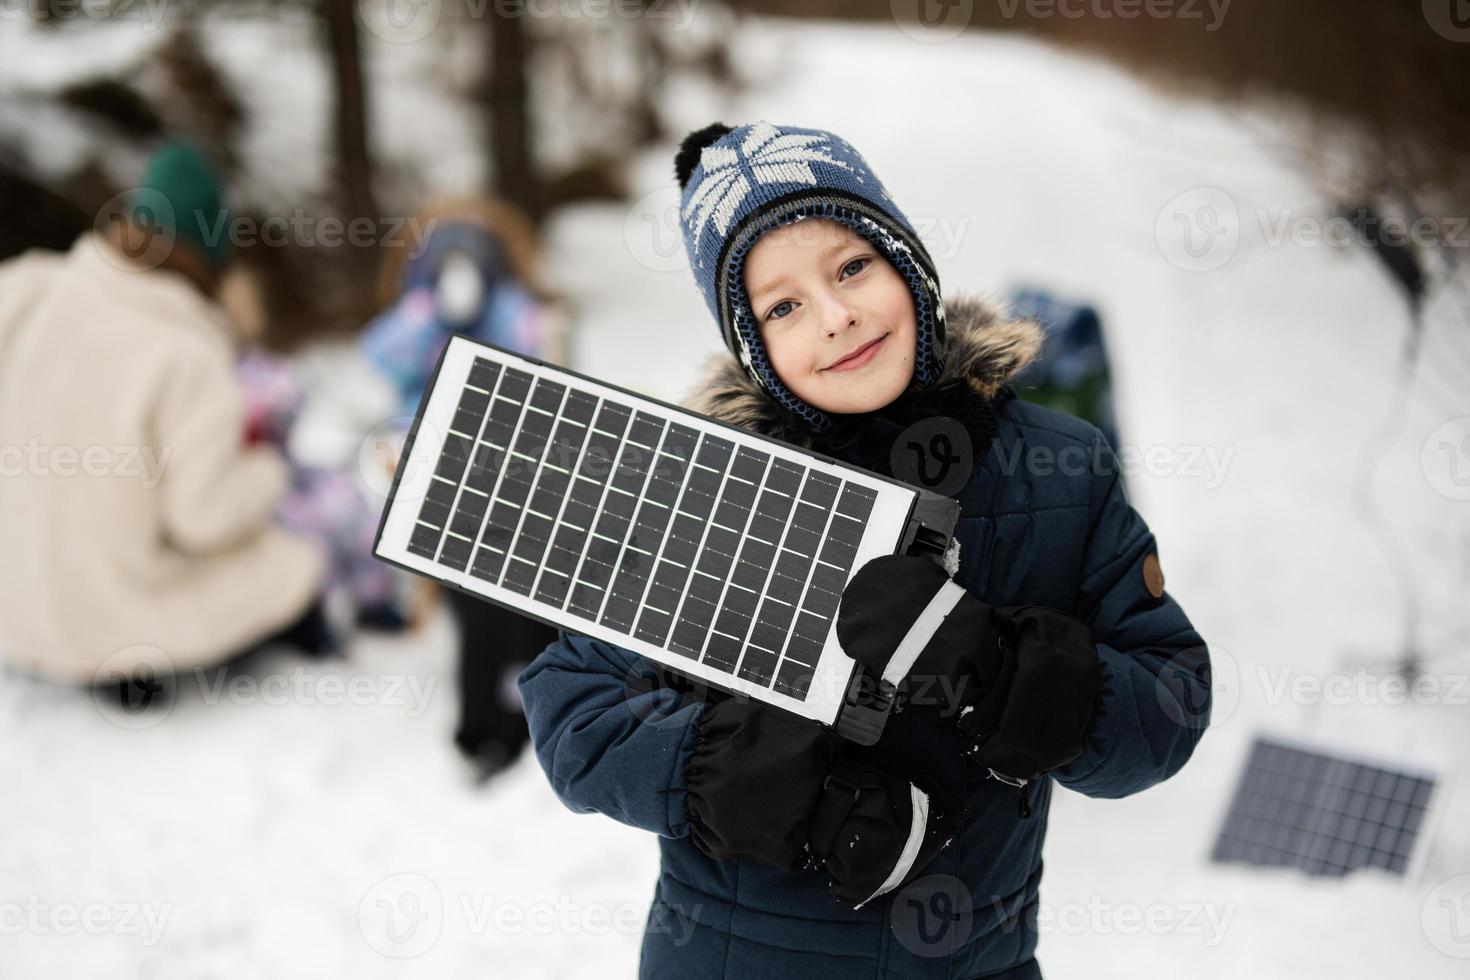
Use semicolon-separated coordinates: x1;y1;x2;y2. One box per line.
823;333;888;372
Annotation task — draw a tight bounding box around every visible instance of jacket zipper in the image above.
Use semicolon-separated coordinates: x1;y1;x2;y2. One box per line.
986;769;1032;819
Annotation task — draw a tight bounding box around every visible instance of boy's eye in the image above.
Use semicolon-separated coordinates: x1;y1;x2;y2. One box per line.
762;256;870;321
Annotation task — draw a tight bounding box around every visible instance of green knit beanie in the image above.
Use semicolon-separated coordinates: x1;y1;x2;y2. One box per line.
131;139;231;269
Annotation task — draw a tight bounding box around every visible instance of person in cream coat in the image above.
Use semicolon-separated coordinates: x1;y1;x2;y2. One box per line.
0;141;325;689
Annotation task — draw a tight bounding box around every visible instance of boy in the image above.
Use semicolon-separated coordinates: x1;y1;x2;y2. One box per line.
519;121;1212;979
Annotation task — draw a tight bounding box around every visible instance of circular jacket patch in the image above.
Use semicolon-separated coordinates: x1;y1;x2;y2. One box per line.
1142;552;1165;598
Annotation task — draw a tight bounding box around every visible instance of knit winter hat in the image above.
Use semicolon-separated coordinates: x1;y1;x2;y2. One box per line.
675;121;946;433
133;139;231;269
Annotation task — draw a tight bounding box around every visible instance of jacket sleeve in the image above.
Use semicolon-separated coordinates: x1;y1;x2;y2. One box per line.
154;340;290;556
1049;432;1212;798
518;628;711;838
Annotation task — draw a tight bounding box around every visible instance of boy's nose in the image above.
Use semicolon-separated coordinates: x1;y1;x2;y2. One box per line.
820;295;860;337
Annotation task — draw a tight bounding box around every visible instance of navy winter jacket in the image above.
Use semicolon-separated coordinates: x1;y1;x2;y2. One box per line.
518;294;1212;978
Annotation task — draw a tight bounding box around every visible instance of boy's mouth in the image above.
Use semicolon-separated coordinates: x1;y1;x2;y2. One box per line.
823;332;888;372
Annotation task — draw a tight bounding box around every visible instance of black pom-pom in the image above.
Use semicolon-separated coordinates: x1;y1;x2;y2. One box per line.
674;123;733;189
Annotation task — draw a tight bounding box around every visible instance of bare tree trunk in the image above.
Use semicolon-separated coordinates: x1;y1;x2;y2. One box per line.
322;0;379;278
486;8;540;223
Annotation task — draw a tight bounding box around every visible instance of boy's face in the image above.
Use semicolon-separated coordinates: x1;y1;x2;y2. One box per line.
743;217;917;415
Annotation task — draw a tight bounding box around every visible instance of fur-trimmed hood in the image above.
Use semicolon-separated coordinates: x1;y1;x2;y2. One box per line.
678;292;1047;448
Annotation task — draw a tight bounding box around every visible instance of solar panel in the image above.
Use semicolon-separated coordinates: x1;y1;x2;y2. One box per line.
1211;734;1440;877
373;335;959;744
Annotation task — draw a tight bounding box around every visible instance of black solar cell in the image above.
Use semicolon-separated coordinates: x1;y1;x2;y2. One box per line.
377;339;958;739
1212;736;1437;877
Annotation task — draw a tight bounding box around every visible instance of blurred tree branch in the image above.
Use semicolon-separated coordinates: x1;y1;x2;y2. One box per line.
722;0;1470;241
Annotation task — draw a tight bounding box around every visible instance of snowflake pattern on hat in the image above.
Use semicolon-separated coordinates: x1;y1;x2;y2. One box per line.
683;122;886;268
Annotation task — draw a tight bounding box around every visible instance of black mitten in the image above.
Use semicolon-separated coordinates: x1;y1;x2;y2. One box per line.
837;555;1104;783
958;604;1103;781
836;553;1005;716
806;745;965;909
685;697;842;871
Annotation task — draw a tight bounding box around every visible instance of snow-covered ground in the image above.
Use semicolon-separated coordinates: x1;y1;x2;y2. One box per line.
3;13;1469;979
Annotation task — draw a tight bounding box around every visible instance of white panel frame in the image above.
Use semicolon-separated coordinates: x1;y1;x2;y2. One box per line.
376;336;918;726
